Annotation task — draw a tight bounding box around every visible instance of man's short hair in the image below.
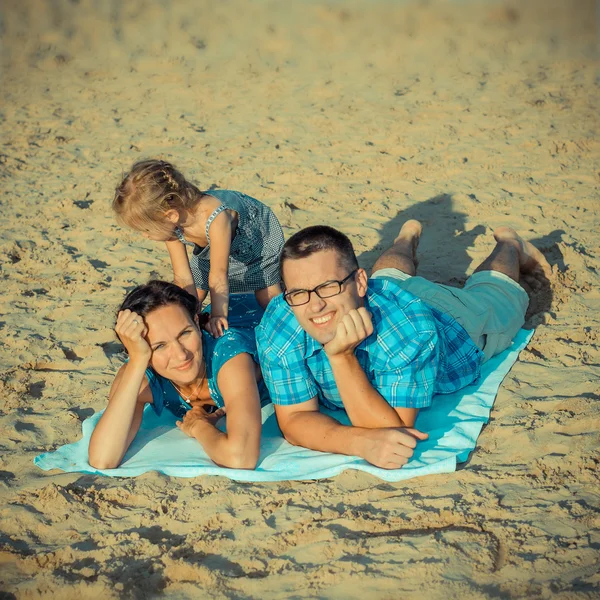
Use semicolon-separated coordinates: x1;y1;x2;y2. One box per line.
280;225;359;275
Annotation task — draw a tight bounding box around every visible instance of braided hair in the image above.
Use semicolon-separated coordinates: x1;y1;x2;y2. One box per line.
157;160;180;190
112;159;203;238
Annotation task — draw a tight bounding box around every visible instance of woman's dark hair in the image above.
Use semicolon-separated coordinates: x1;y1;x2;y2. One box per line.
117;280;200;323
280;225;359;274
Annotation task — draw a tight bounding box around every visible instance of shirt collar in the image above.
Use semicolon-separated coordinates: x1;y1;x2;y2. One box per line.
304;329;322;359
356;291;378;353
275;299;323;360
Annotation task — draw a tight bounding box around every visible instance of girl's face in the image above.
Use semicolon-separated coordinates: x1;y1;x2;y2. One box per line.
142;230;170;242
141;223;177;242
144;304;204;385
140;209;181;242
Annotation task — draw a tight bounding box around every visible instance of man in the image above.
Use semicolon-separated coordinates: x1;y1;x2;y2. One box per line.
256;220;550;469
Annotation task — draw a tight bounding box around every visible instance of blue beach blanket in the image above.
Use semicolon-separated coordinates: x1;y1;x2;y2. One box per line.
35;329;533;482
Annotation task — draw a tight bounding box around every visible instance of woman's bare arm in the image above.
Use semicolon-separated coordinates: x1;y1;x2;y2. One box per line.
88;309;153;469
176;353;262;469
88;361;152;469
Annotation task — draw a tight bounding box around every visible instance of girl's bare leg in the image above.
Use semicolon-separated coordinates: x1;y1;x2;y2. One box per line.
255;283;282;308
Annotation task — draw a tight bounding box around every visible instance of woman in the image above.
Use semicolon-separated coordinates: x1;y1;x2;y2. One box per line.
88;280;268;470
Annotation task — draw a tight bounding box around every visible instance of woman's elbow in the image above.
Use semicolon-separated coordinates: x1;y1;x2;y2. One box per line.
221;446;259;470
227;457;258;470
88;452;120;470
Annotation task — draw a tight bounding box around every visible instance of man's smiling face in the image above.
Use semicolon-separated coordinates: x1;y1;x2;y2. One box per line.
282;249;368;345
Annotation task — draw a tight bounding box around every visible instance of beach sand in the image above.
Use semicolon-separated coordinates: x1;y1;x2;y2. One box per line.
0;0;598;597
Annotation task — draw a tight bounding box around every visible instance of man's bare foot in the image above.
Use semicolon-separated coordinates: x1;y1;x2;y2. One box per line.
372;219;423;276
493;226;552;277
394;220;422;268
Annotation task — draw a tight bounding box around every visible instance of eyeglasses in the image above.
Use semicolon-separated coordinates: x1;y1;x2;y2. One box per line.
283;270;358;307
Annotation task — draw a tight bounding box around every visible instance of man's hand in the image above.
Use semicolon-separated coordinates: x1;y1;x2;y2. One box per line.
324;307;374;357
176;405;226;437
359;427;429;469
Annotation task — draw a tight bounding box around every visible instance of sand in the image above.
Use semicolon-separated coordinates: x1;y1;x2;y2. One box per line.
0;0;598;597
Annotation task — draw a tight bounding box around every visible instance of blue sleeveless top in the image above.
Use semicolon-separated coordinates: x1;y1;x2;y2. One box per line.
144;294;269;418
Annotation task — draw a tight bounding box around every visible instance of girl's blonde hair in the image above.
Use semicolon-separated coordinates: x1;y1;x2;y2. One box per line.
113;159;202;237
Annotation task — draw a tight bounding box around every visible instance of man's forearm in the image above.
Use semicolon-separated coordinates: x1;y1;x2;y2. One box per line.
328;354;406;428
278;408;424;470
279;410;367;457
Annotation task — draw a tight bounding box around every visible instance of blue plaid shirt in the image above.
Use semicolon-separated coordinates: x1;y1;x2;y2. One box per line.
256;277;483;410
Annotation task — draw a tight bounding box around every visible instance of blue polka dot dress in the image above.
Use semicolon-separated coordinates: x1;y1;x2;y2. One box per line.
175;190;284;293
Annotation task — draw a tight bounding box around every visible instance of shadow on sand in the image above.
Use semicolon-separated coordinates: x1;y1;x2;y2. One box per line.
356;192;564;321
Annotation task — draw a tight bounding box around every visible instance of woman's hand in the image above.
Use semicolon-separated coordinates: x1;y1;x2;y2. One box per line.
176;405;226;437
115;310;151;365
205;315;229;338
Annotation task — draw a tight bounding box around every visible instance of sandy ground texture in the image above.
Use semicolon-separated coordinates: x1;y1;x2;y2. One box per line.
1;0;599;598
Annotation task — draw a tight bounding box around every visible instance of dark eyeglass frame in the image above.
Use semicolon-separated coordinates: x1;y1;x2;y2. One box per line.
283;269;358;307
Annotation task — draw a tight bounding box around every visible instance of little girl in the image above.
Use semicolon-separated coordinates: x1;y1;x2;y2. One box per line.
113;159;284;337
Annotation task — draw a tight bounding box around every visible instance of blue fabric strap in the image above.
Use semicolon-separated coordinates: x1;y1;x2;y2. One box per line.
204;204;228;243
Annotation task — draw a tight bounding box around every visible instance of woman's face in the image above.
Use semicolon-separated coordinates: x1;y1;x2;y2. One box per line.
144;304;203;385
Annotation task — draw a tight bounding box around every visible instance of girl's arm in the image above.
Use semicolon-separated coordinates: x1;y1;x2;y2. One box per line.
88;310;153;469
165;239;198;299
176;352;262;469
206;211;234;337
